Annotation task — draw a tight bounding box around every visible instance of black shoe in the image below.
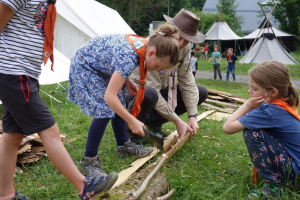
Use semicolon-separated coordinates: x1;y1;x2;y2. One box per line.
144;116;168;138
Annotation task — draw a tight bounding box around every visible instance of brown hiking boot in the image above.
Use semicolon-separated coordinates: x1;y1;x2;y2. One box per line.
80;156;107;178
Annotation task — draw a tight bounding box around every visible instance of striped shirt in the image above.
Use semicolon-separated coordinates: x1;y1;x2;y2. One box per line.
0;0;48;80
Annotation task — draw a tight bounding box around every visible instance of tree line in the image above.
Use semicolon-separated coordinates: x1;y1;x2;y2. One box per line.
97;0;300;42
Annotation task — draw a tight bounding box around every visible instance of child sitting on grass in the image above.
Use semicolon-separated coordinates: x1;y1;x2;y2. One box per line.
223;61;300;199
208;45;222;80
226;48;238;82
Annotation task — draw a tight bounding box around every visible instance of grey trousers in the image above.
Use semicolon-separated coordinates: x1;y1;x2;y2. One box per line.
213;64;222;79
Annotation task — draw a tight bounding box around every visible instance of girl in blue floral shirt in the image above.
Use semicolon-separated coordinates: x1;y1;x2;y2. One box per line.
68;25;180;178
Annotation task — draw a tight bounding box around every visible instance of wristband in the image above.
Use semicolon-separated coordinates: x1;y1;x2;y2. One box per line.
188;114;197;118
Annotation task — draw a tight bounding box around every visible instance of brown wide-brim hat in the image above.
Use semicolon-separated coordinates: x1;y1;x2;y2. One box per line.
163;9;205;43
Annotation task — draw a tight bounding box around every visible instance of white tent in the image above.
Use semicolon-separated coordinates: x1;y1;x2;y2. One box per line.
205;21;242;41
243;27;293;39
240;34;298;65
54;0;135;59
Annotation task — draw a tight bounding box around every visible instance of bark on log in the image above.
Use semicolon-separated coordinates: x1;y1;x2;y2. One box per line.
94;167;169;200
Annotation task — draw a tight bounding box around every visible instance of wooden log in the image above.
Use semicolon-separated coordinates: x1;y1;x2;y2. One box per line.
156;189;175;200
17;144;32;154
205;98;239;109
207;89;247;104
207;95;225;100
202;103;235;114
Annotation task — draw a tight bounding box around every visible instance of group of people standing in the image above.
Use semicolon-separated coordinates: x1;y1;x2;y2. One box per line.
0;0;299;199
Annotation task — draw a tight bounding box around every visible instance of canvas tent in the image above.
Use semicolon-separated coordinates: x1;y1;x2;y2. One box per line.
243;18;296;52
54;0;135;59
240;33;298;65
205;21;242;41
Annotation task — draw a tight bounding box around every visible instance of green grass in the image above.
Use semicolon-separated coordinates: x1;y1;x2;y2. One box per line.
197;47;300;80
1;79;300;199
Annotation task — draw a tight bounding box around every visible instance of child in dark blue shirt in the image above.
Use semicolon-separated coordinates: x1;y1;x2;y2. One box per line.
226;48;238;82
223;61;300;199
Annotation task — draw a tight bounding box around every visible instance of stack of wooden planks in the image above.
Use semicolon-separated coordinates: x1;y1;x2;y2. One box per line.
202;89;247;121
0;121;67;164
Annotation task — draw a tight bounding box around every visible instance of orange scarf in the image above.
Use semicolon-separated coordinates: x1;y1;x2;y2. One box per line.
251;98;300;185
125;35;148;117
43;0;57;71
227;53;232;61
270;98;300;121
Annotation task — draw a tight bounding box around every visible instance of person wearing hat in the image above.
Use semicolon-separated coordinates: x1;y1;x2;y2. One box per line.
123;9;208;144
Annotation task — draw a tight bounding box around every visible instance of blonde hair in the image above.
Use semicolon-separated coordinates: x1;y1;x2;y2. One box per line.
148;24;180;66
228;48;233;52
249;61;299;107
214;45;219;49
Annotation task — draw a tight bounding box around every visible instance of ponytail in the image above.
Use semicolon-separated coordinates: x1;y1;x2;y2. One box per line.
148;24;180;66
287;83;299;107
249;61;299;107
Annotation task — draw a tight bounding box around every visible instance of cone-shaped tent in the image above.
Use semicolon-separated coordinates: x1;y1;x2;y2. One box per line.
240;33;298;65
205;21;242;40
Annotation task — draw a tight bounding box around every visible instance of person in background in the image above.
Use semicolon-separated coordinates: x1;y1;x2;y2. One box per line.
226;48;238;82
190;52;198;77
208;45;222;80
223;61;300;199
204;43;209;60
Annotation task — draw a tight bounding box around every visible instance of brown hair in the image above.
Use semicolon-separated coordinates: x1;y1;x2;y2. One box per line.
249;61;299;107
214;45;219;49
228;48;233;52
148;24;180;66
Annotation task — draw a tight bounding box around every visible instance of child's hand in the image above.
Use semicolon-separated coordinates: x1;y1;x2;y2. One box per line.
125;79;138;96
246;96;265;109
129;119;145;137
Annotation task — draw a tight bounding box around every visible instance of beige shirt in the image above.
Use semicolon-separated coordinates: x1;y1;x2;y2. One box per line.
131;43;199;122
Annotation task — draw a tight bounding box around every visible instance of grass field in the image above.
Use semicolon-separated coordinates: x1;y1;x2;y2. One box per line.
1;79;299;199
197;47;300;80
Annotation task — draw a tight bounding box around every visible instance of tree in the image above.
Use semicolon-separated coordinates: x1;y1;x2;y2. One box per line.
215;0;243;33
189;0;206;11
269;0;300;37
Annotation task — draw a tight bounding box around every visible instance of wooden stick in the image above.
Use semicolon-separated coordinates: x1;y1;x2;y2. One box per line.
202;103;234;114
110;110;215;190
240;0;280;64
205;98;239;109
132;154;168;199
156;189;176;200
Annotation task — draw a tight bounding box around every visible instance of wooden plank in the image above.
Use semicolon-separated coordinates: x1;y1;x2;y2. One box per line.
205;98;239;109
207;89;247;104
202;103;235;114
207;95;225;100
206;112;231;121
31;145;45;153
110;110;216;190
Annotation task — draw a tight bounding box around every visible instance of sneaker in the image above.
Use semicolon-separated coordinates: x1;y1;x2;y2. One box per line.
78;174;118;199
12;192;30;200
80;156;107;178
117;141;154;159
247;183;285;199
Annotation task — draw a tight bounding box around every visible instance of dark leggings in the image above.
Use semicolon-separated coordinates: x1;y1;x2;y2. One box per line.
243;129;298;186
84;114;128;157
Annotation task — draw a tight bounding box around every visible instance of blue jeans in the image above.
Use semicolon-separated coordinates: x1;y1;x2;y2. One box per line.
243;129;299;186
226;65;235;79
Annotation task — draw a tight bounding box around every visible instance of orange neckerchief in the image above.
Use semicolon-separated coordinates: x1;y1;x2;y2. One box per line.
270;98;300;121
227;53;232;61
251;98;300;185
125;35;148;118
43;0;57;71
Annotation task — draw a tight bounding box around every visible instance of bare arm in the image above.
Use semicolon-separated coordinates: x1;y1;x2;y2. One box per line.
223;96;266;135
105;71;145;137
0;2;15;33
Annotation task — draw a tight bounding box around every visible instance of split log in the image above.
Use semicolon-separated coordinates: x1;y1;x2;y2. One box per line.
202;103;235;114
205;98;239;109
207;89;247;104
92;110;216;200
207;95;225;100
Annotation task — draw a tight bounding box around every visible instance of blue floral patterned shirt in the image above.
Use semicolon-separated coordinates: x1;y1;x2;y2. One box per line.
68;34;139;118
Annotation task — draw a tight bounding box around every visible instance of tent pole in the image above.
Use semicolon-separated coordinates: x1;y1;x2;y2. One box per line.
244;39;247;50
241;0;280;64
40;89;62;114
235;40;237;54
